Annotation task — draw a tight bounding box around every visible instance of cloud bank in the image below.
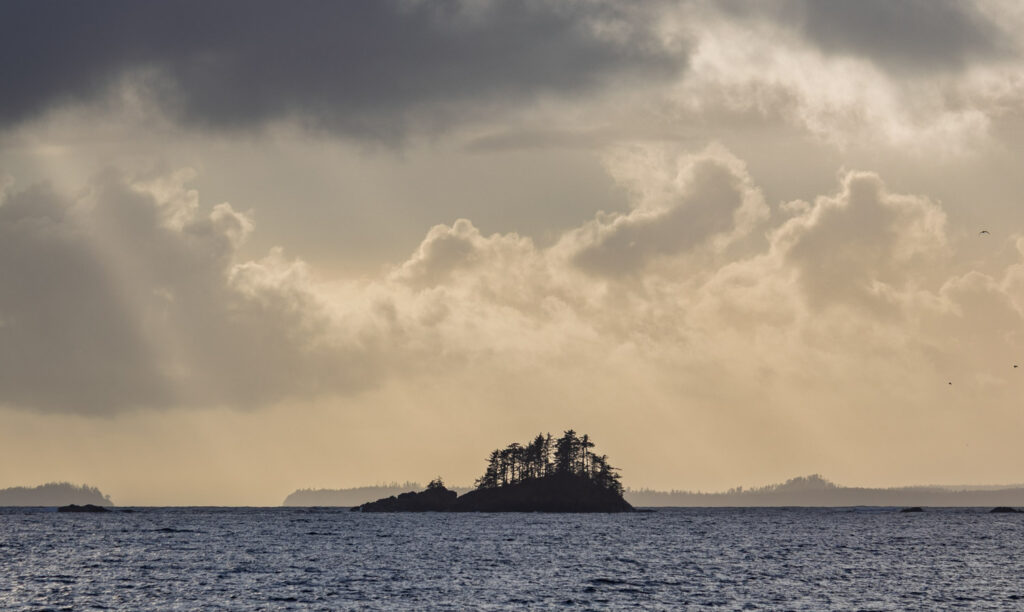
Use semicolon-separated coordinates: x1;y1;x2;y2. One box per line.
2;146;1021;417
0;0;681;139
7;0;1021;153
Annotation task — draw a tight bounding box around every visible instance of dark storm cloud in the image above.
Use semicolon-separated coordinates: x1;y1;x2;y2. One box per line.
798;0;1011;72
0;0;681;137
729;0;1014;73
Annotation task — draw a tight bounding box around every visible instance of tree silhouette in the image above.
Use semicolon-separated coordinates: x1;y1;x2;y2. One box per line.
554;429;578;474
474;430;623;495
475;450;502;489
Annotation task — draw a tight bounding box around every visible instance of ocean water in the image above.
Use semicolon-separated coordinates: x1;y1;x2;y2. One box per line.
1;507;1021;610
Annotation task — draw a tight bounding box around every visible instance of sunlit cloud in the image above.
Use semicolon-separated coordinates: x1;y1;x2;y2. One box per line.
3;147;1021;426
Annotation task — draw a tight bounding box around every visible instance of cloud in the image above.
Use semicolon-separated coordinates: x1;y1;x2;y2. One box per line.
392;219;489;288
6;0;1023;162
715;0;1013;74
0;170;375;414
793;0;1013;74
564;146;769;276
3;146;1023;418
619;1;1024;158
381;146;1024;407
777;170;948;312
665;18;995;153
0;0;683;138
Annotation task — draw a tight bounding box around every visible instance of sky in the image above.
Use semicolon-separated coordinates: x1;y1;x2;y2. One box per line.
2;0;1024;505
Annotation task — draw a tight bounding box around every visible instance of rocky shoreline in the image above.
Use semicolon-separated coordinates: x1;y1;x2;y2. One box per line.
354;474;634;513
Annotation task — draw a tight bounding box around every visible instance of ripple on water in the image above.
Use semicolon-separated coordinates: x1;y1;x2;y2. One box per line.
0;507;1022;610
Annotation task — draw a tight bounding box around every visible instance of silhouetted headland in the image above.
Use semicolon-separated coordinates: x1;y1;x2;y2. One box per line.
354;430;633;513
0;482;113;507
990;506;1020;513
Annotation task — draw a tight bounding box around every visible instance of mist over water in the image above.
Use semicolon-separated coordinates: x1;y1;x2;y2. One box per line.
2;507;1021;609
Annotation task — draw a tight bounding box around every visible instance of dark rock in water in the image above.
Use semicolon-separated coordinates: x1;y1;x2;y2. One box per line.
353;484;458;512
900;507;924;513
57;504;111;513
990;506;1020;513
353;474;633;513
453;474;633;513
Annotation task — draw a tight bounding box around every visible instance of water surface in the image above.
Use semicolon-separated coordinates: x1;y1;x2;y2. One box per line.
1;507;1021;610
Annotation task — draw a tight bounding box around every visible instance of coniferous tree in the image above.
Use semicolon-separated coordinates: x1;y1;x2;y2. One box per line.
580;434;594;475
554;430;578;474
508;443;524;484
499;446;511;486
474;430;623;495
542;433;553;476
476;450;502;489
526;434;546;479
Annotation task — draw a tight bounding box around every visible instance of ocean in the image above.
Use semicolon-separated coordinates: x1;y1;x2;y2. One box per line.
1;507;1021;610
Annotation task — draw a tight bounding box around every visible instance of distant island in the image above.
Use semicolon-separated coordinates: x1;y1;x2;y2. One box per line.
0;482;113;507
284;482;472;506
289;473;1024;509
354;430;633;513
625;474;1024;507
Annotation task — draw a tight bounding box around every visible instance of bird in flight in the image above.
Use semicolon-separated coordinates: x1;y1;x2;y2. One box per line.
979;230;990;235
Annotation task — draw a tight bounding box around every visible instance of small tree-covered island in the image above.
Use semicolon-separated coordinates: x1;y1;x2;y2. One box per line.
354;431;633;513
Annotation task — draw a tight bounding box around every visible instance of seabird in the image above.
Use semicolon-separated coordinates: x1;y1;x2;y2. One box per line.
980;230;990;235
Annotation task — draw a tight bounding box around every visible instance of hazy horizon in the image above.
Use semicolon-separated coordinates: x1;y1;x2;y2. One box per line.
2;1;1024;506
10;471;1024;508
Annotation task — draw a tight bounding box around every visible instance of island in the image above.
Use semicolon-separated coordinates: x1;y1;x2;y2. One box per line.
57;504;111;513
284;482;470;506
624;475;1024;507
353;430;633;513
0;482;114;507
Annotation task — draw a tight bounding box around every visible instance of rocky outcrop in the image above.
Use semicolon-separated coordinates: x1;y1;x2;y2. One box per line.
900;507;924;513
57;504;111;513
453;473;633;513
353;485;458;512
353;474;633;513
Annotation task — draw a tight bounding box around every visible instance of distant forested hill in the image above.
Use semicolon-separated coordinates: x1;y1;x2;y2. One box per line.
625;475;1024;507
0;482;113;506
283;483;471;507
287;474;1024;508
